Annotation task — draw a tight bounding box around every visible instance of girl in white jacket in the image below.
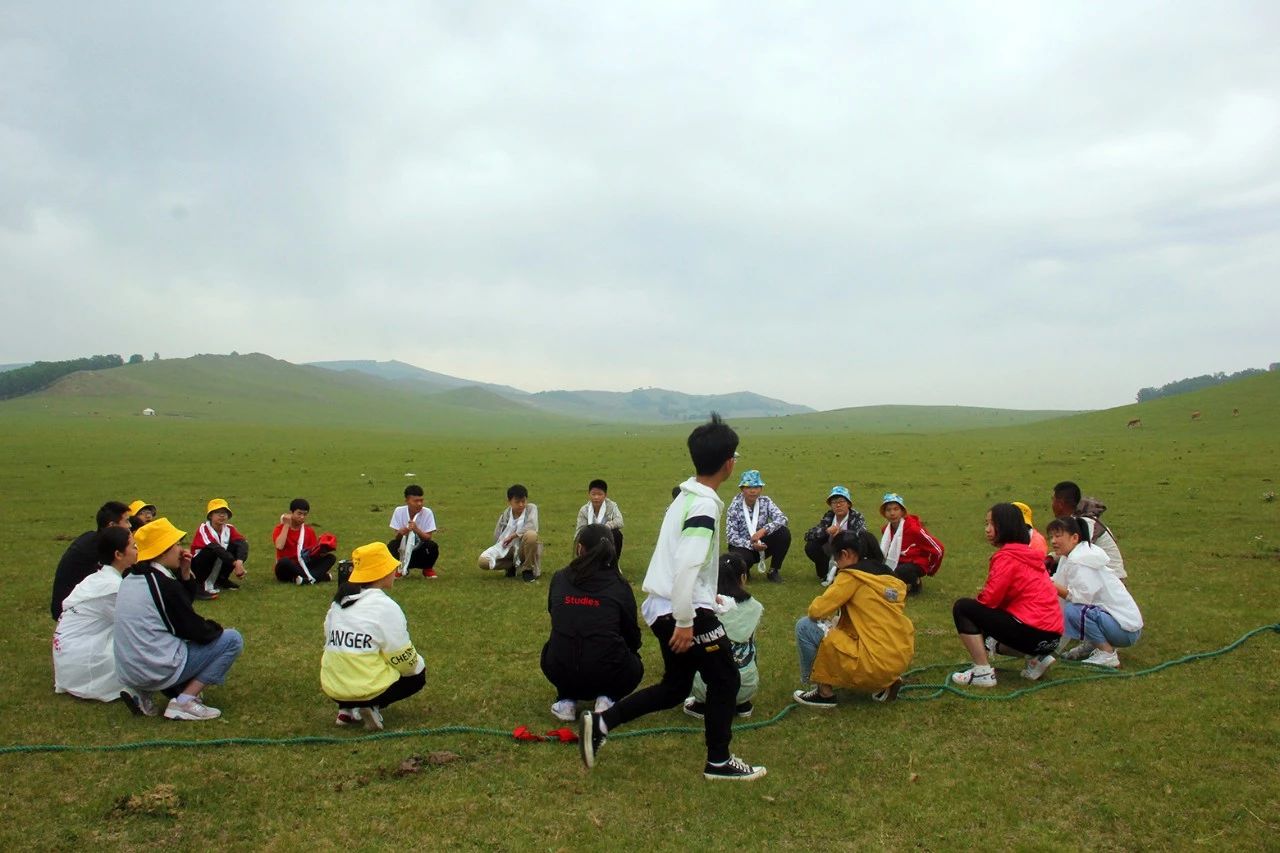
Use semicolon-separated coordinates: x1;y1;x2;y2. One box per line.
1048;517;1143;668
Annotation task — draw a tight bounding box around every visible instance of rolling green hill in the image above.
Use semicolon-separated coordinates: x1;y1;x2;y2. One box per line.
737;403;1079;435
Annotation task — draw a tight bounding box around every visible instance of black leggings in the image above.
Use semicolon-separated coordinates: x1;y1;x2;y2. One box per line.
728;526;792;572
335;670;427;710
540;648;644;702
804;538;831;580
952;598;1061;657
388;536;439;570
602;609;740;763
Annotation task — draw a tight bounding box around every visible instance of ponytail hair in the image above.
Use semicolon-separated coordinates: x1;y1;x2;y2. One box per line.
717;553;751;603
569;524;617;584
855;530;885;563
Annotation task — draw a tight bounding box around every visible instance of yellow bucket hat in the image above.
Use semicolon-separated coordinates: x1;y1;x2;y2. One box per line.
135;518;186;562
129;499;156;516
349;542;399;584
1011;501;1034;527
205;498;232;518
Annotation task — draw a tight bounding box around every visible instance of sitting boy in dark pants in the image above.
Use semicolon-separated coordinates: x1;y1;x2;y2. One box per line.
388;484;440;578
581;413;765;782
273;498;337;584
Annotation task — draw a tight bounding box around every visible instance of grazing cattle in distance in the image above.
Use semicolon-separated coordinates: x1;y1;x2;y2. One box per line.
1127;418;1142;428
1233;408;1239;417
1191;410;1201;421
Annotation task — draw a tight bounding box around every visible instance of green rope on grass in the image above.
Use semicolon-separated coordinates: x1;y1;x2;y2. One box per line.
2;624;1275;756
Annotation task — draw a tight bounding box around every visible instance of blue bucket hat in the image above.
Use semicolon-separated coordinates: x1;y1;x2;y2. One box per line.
738;469;765;488
826;485;851;504
880;492;906;515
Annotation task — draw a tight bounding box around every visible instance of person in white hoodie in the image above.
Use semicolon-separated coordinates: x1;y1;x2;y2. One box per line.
580;413;766;782
1048;516;1143;668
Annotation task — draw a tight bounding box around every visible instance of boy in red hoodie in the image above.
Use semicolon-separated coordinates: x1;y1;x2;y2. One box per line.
877;493;944;595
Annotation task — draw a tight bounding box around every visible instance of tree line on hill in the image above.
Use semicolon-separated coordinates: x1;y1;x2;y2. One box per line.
0;353;158;400
1136;364;1278;402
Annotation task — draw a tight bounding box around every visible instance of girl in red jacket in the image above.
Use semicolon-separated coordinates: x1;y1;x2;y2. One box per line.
878;493;944;595
951;503;1063;687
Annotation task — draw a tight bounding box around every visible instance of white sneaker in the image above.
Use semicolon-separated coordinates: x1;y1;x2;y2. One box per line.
1021;654;1056;681
593;695;614;714
1082;648;1121;668
951;667;997;687
1062;642;1096;661
550;699;577;722
294;576;304;586
361;706;384;731
120;690;159;717
163;697;221;721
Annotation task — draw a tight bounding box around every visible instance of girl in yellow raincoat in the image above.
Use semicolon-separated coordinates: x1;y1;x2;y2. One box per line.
793;530;915;707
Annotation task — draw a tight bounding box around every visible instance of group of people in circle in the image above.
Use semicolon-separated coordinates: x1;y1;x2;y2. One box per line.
47;409;1144;782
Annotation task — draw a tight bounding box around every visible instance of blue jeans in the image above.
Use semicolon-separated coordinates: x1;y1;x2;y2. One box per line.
1061;603;1141;648
175;629;244;688
795;616;826;684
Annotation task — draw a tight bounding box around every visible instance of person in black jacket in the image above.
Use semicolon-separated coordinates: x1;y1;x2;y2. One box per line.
802;486;868;583
50;501;131;620
541;524;643;722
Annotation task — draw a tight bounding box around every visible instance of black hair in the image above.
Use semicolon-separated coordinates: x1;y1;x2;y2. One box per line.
289;497;311;512
826;529;862;561
96;501;130;530
1046;515;1089;542
672;485;681;500
687;412;739;476
855;530;885;563
717;553;751;603
568;524;617;584
588;479;608;493
96;526;133;565
1053;481;1082;508
507;484;529;500
989;503;1032;546
404;484;424;498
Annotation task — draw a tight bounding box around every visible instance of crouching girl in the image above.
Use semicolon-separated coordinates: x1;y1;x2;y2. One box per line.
793;530;915;707
321;542;426;730
1048;516;1143;668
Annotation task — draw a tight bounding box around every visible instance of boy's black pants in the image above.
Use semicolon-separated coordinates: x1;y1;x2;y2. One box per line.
388;535;439;570
335;670;427;710
602;609;740;763
728;526;792;572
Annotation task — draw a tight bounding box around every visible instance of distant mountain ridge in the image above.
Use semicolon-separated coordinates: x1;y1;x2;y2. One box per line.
307;359;813;422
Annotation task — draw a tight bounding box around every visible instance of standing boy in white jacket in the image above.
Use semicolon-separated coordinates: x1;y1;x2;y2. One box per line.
581;414;766;782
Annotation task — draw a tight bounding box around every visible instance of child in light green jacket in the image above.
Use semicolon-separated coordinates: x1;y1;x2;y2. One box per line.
684;554;763;719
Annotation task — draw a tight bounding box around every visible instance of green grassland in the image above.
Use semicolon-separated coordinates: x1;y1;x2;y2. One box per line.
0;363;1276;850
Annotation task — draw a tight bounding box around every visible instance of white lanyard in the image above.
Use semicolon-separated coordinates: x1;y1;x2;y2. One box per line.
588;502;606;525
200;522;230;549
743;499;761;536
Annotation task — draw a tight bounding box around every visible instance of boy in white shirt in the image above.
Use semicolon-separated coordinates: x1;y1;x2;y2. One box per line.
388;484;440;579
580;414;766;782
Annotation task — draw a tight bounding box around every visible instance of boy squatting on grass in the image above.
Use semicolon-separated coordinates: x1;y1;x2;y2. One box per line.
478;484;543;582
273;498;338;584
388;484;441;579
321;542;426;730
573;479;624;564
51;500;132;621
190;498;248;599
580;413;766;782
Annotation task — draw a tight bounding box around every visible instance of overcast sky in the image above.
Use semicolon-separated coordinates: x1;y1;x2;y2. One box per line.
2;2;1277;410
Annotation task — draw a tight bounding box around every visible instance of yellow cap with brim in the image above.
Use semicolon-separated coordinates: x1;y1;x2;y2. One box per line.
135;517;186;562
206;498;232;518
1011;501;1034;527
349;542;399;584
129;499;156;516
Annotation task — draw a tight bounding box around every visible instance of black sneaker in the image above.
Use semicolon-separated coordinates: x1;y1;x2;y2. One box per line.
521;569;537;583
735;701;754;718
579;710;606;769
766;569;782;584
194;590;217;601
682;699;706;720
219;579;240;591
505;566;517;579
703;755;766;782
793;687;837;708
